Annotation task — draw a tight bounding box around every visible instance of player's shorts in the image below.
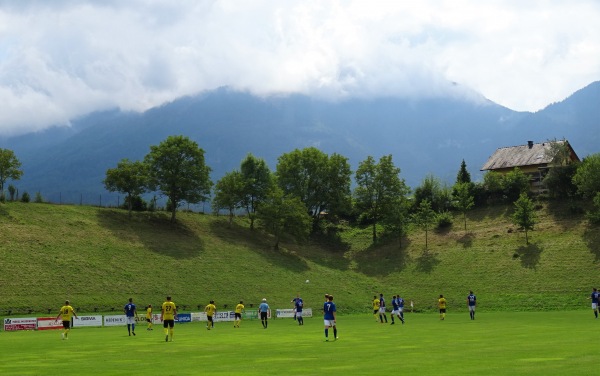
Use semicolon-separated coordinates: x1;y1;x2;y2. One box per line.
146;318;152;323
126;316;136;325
296;311;303;317
163;319;175;328
469;305;476;312
439;308;446;314
62;320;71;329
398;307;404;312
207;315;213;322
235;313;242;319
391;309;400;315
324;319;335;327
373;309;378;314
592;303;598;310
260;312;268;320
379;307;386;314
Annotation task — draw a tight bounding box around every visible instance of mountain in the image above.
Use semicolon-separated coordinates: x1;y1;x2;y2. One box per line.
1;82;598;206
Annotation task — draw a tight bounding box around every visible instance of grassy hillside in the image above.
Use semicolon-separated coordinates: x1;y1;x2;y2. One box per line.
0;201;598;315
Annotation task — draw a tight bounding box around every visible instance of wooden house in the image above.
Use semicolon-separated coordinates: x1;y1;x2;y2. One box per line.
481;140;580;193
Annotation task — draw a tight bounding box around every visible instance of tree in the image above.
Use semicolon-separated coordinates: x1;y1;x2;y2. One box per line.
0;148;23;193
456;159;472;184
240;154;274;230
512;193;537;245
412;199;436;250
382;197;411;248
256;187;312;250
453;182;475;231
8;184;16;201
354;155;409;243
413;174;452;212
212;171;244;226
104;159;148;217
276;147;352;222
502;168;530;202
572;153;600;199
144;135;212;222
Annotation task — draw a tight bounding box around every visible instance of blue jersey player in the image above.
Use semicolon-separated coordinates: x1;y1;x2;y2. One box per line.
378;293;388;323
391;295;405;324
323;295;337;341
590;288;600;319
124;297;137;336
467;291;477;320
294;295;304;326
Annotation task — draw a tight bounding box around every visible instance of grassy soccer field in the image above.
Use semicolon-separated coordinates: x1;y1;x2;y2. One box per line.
0;311;596;375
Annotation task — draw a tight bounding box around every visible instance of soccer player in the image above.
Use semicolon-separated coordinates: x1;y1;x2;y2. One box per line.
146;304;153;330
378;293;388;323
391;295;404;324
124;297;138;336
372;295;380;322
323;295;337;341
205;300;217;330
294;294;304;326
161;296;177;342
467;291;477;320
234;301;244;328
590;288;600;318
56;300;78;340
438;294;447;320
396;294;405;324
259;298;270;329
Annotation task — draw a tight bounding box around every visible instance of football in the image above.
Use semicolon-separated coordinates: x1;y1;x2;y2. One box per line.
305;279;310;283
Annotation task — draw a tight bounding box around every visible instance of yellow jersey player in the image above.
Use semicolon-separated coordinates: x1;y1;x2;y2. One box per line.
146;304;153;330
438;294;447;320
234;301;245;328
56;300;78;340
372;295;380;322
161;296;177;342
205;301;217;330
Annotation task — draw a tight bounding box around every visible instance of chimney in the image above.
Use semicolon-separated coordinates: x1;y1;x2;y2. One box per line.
527;141;534;149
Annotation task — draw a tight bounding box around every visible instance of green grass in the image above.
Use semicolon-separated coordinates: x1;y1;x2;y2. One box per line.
0;200;598;315
0;311;598;375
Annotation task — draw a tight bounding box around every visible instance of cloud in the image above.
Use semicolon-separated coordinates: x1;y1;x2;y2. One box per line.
0;0;599;136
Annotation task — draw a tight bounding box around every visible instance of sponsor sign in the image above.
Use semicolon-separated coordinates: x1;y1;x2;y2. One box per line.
190;311;236;322
73;315;103;327
175;313;191;323
103;315;127;327
276;308;313;318
4;317;37;331
37;317;63;330
191;312;206;322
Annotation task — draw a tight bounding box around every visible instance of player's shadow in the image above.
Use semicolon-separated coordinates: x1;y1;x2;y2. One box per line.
583;224;600;261
514;243;543;269
97;209;204;259
415;249;440;273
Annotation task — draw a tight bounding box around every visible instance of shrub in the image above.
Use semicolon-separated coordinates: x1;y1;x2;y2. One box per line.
436;211;453;229
21;192;30;203
34;192;44;203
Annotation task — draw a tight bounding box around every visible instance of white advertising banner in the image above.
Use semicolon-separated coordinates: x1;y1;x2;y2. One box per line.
4;317;37;331
190;311;235;322
103;315;127;327
73;315;103;327
276;308;313;318
37;317;63;330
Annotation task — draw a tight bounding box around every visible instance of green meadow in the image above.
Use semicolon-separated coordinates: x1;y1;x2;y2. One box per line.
0;311;597;375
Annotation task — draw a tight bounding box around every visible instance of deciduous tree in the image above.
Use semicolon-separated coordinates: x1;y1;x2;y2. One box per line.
512;193;537;245
453;182;475;231
0;148;23;193
240;154;274;230
144;135;212;222
104;159;148;217
212;171;244;226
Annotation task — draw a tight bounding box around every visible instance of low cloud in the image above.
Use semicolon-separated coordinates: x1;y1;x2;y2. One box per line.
0;0;599;136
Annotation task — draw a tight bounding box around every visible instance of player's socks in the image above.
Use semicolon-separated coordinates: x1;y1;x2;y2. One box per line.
170;329;174;341
333;328;337;339
325;328;328;339
132;324;135;334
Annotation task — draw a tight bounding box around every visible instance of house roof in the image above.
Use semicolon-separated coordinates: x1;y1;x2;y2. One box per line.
481;140;576;171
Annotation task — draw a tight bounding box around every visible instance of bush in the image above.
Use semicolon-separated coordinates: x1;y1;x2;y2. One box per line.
121;195;148;212
0;191;5;203
34;192;44;203
21;192;30;203
436;211;453;229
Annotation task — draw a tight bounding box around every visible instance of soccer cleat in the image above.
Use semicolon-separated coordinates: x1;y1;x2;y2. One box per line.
61;333;65;340
132;332;136;336
165;335;169;342
391;322;395;325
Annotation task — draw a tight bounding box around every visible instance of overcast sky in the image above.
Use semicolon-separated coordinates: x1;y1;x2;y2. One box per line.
1;0;599;136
